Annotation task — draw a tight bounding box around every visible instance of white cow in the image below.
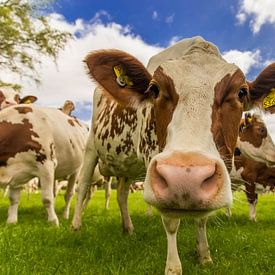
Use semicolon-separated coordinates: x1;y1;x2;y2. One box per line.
0;104;88;225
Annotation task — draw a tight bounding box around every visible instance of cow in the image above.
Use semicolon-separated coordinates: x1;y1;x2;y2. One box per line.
232;151;275;221
0;86;37;110
59;100;75;116
130;181;144;193
0;104;88;225
71;36;275;274
228;112;275;217
237;112;275;166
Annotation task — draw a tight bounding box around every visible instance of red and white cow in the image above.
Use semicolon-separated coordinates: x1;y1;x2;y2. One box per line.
71;37;275;274
229;113;275;219
237;112;275;166
232;152;275;221
0;86;37;110
0;104;88;225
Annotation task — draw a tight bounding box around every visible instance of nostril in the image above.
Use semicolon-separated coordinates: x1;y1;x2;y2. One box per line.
200;164;218;193
152;161;169;191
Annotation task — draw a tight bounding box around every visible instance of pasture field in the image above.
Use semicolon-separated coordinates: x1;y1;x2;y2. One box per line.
0;190;274;275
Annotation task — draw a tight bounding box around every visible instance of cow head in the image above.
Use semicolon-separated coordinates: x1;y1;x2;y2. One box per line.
238;112;275;166
85;38;275;217
61;100;75;116
0;86;37;110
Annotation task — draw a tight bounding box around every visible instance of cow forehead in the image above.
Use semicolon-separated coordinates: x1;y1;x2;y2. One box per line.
158;55;240;98
0;87;18;98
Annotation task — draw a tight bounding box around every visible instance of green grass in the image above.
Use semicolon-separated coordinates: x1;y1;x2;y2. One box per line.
0;190;274;275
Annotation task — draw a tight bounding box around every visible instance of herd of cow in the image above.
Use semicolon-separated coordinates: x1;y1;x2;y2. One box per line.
1;36;275;274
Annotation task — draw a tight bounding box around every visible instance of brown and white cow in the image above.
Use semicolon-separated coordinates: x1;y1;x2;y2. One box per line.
232;152;275;221
71;37;275;274
59;100;75;116
237;112;275;166
0;86;37;110
0;104;88;225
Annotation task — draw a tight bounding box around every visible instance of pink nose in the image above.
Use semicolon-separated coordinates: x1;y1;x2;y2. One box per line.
150;152;223;210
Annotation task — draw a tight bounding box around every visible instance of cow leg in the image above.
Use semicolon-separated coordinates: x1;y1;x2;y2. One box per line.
162;215;182;275
245;182;257;221
40;168;59;226
81;184;95;210
7;187;22;224
147;205;153;216
72;132;98;230
63;173;77;219
3;186;9;198
117;177;133;234
195;217;212;264
104;177;111;210
225;207;232;217
249;194;258;221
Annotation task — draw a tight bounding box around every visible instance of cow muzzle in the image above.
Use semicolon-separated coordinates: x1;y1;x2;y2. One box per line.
149;152;224;212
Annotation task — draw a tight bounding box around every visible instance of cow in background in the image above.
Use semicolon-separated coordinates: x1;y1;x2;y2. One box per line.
232;151;275;221
59;100;75;116
0;104;88;225
71;37;275;274
0;86;37;110
237;112;275;166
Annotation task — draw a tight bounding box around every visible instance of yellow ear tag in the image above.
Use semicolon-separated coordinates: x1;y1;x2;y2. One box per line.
113;65;133;87
263;88;275;109
24;99;32;104
247;117;252;124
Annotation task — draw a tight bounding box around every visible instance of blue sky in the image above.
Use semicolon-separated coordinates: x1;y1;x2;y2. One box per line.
3;0;275;125
51;0;275;68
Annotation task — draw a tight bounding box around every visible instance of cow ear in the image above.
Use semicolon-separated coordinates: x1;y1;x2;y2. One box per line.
85;50;152;107
20;95;37;104
248;63;275;113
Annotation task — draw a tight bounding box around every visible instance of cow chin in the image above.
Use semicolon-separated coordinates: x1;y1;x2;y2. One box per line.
143;151;233;216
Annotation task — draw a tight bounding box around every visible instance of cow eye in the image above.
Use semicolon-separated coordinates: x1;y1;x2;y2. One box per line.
259;127;267;136
238;88;248;101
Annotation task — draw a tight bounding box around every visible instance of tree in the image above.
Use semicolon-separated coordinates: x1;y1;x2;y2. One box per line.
0;0;71;88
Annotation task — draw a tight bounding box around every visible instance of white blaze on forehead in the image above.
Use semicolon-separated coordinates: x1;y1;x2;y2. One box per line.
146;35;240;157
159;55;239;158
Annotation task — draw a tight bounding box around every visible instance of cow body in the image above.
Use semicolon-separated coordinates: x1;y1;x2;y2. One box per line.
72;37;275;274
0;104;88;225
229;113;275;218
232;154;275;221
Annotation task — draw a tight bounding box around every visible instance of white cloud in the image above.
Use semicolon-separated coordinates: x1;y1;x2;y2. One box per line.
222;49;261;74
165;14;175;24
0;12;163;119
152;11;158;20
237;0;275;33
